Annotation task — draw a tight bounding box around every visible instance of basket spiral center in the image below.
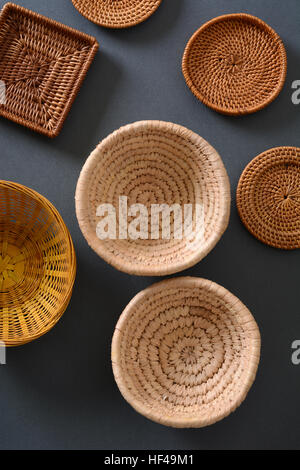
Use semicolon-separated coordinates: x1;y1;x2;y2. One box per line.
224;53;243;73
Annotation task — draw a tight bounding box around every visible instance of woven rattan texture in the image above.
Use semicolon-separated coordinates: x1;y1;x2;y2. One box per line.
72;0;162;29
237;147;300;250
0;181;76;347
112;277;261;428
75;121;231;276
0;3;98;137
182;13;287;116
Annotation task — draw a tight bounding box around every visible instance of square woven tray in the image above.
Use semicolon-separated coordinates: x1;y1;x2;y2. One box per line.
0;3;98;137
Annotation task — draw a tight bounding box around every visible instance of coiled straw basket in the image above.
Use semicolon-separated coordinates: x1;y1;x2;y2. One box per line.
0;181;76;346
75;121;231;276
112;277;261;428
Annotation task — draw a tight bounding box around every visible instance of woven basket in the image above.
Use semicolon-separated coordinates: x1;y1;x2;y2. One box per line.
71;0;162;29
112;277;261;428
0;3;98;137
237;147;300;249
75;121;231;276
0;181;76;347
182;13;287;116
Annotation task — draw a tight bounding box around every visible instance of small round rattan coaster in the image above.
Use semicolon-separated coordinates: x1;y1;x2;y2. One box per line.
71;0;162;28
237;147;300;249
112;277;261;428
182;13;287;115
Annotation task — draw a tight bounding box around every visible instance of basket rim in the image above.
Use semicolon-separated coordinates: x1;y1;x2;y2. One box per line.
71;0;163;29
111;276;261;428
182;13;287;116
0;180;76;347
0;3;99;138
236;146;300;250
75;120;231;276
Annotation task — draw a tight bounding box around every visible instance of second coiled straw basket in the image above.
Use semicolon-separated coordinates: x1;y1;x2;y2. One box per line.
0;181;76;347
112;277;261;428
75;121;231;276
182;13;287;115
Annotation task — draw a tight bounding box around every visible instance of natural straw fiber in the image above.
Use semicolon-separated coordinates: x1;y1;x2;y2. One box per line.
0;181;76;347
72;0;162;29
182;14;287;116
237;147;300;249
0;3;98;137
112;277;261;428
75;121;231;276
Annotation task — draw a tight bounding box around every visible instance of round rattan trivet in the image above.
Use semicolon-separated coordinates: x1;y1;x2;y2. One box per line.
75;121;231;276
182;13;287;115
112;277;261;428
237;147;300;249
71;0;162;29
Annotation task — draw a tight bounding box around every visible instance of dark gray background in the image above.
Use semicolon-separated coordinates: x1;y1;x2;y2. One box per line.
0;0;299;450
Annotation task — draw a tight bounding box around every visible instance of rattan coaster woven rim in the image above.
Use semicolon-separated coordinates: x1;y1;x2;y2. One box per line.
0;180;76;347
71;0;162;29
182;13;287;116
75;120;231;276
0;3;98;137
112;276;261;428
237;147;300;250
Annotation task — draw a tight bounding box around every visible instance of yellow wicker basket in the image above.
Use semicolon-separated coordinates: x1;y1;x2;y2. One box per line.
112;277;261;428
0;181;76;346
